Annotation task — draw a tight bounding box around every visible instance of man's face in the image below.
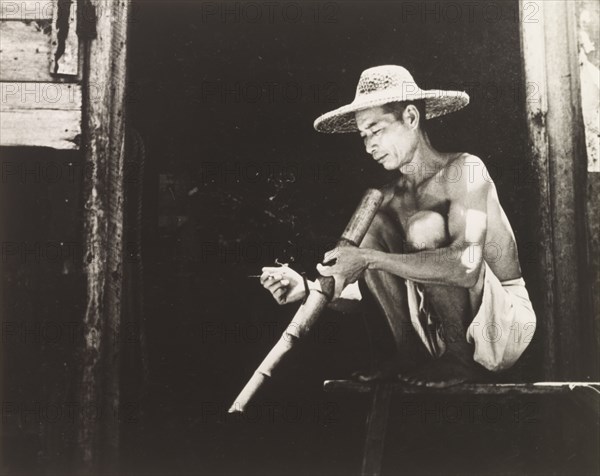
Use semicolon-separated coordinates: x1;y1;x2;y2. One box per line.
355;106;417;171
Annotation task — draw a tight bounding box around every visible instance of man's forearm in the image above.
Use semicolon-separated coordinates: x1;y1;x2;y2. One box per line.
361;246;481;288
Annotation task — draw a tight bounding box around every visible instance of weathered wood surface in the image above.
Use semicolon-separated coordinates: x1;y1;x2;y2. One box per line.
77;0;131;472
0;2;79;80
577;0;600;382
544;0;590;379
519;0;555;380
519;0;591;379
0;1;81;149
0;20;54;81
0;82;81;148
324;380;600;395
0;0;54;20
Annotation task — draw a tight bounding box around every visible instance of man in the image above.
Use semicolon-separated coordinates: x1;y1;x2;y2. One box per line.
260;65;536;387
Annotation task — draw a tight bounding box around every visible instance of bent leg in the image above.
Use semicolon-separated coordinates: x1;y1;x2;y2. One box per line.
358;211;430;375
404;210;448;252
399;211;489;387
402;281;490;387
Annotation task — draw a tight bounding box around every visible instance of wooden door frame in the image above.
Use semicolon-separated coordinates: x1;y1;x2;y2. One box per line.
519;0;592;380
77;0;131;471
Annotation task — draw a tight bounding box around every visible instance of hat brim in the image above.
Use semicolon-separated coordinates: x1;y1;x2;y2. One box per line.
313;89;470;134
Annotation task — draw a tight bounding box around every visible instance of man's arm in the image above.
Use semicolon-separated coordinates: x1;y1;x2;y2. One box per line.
260;266;363;313
367;157;490;287
318;156;492;293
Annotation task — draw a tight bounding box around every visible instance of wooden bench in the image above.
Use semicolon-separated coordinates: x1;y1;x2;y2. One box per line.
323;380;600;476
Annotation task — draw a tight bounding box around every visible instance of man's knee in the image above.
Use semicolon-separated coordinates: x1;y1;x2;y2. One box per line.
363;211;402;252
405;211;447;251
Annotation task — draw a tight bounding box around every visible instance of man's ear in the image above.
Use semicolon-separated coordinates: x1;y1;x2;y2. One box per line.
402;104;420;130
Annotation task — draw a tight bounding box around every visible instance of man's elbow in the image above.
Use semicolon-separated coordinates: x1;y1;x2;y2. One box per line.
456;262;482;288
455;248;483;288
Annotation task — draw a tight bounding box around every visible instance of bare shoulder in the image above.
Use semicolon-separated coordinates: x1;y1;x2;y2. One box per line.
445;153;494;198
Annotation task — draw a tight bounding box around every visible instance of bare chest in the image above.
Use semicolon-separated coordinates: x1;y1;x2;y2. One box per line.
385;181;451;231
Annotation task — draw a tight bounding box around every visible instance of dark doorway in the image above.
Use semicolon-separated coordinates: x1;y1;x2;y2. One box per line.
125;1;552;474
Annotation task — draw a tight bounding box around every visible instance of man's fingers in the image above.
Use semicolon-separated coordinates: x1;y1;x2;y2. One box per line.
266;280;288;294
260;269;283;284
334;278;345;299
323;248;339;264
274;286;287;296
273;286;288;302
260;266;292;284
316;263;333;276
262;274;283;286
316;263;344;298
262;266;288;276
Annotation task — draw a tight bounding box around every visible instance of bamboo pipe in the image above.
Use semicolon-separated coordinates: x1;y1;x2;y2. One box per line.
229;189;383;413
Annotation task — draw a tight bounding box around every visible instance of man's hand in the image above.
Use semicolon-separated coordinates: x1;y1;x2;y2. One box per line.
260;266;307;305
316;247;369;298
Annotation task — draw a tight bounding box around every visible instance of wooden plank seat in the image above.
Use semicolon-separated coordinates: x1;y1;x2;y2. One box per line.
323;380;600;476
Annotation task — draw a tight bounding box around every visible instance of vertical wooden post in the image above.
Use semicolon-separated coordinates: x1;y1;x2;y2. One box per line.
78;0;131;472
519;0;590;379
361;384;393;476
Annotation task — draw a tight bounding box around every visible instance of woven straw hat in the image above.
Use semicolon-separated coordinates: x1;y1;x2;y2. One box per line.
313;65;470;134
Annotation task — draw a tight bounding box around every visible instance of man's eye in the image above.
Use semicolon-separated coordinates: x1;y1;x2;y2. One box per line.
373;129;382;136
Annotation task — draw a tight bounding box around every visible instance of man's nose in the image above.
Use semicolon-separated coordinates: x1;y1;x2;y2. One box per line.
364;136;377;155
